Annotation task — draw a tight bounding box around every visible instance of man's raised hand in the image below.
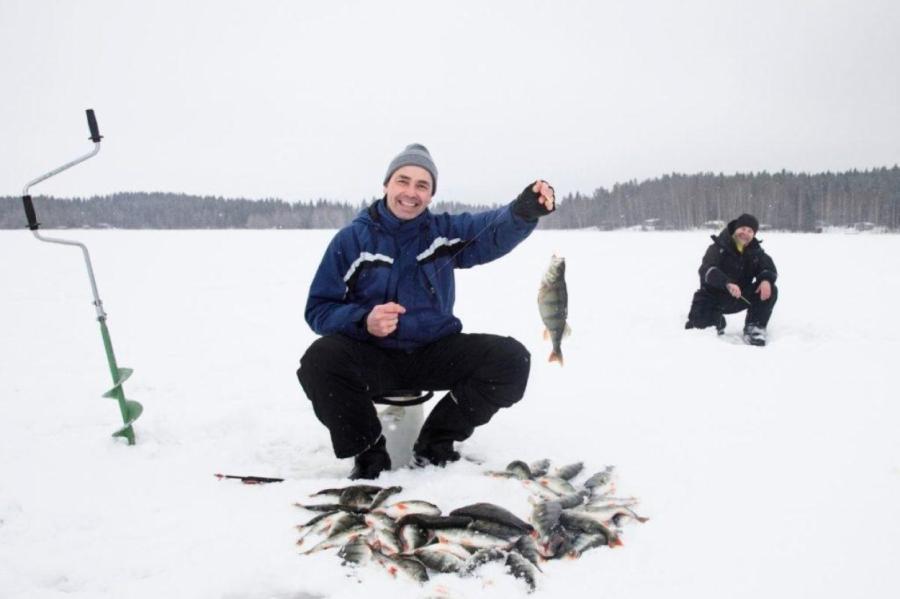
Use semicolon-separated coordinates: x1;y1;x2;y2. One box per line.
533;179;555;211
512;179;556;220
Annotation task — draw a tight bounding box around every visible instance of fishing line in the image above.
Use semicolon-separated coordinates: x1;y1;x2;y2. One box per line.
431;207;507;276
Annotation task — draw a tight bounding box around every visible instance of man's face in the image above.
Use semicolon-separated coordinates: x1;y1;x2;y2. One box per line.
384;165;433;220
733;226;755;245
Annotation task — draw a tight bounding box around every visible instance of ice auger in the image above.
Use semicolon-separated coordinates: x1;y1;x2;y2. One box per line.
21;109;143;445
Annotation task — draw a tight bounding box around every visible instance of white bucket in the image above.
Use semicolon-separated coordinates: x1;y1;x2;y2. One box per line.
377;403;424;469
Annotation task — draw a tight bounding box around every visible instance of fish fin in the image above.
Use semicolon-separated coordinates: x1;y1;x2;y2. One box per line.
542;328;550;340
548;352;564;366
563;324;572;337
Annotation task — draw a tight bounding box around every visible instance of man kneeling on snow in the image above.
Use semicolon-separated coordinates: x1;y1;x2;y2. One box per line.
684;213;778;346
297;143;555;479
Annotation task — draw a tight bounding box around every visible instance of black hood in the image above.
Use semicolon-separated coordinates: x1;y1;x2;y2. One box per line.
712;226;762;253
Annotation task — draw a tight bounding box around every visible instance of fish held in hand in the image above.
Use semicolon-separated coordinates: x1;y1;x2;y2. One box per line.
538;254;570;365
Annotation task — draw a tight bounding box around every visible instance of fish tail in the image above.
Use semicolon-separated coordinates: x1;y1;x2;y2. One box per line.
548;352;564;366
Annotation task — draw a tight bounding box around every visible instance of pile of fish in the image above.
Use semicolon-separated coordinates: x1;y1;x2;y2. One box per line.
294;460;646;592
485;459;648;561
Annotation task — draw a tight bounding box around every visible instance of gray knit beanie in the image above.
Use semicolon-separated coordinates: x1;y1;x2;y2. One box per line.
383;143;438;194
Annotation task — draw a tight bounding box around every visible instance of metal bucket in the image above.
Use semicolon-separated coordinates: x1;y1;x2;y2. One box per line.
377;404;424;469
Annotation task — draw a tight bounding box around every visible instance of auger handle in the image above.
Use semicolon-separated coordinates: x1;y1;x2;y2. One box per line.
21;108;103;230
86;109;102;143
22;195;39;231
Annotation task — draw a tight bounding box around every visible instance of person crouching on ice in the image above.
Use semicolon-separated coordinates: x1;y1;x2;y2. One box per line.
684;213;778;346
297;143;556;479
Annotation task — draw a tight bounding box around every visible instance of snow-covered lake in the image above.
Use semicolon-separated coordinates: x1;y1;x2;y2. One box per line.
1;228;898;598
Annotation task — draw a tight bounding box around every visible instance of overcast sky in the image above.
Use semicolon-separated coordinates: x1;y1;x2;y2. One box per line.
2;0;898;205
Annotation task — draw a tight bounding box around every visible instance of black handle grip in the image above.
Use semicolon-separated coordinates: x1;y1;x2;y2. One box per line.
22;195;40;231
86;109;102;142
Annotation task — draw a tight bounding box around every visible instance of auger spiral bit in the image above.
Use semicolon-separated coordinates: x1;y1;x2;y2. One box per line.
100;321;142;444
21;109;143;444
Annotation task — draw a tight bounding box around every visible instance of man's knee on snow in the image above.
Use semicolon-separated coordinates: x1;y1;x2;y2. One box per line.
686;306;719;329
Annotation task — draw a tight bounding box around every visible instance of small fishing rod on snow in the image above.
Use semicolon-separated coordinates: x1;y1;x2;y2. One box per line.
21;109;143;445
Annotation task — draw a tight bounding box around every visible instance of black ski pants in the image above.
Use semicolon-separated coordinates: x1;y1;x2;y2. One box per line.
297;333;531;458
687;283;778;329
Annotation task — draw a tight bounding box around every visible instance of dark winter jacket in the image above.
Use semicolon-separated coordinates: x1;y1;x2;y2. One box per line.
698;221;778;292
305;198;537;351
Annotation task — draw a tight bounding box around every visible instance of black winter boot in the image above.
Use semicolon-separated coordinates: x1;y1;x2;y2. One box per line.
743;324;767;347
412;393;472;467
716;314;726;335
349;435;391;480
412;439;461;467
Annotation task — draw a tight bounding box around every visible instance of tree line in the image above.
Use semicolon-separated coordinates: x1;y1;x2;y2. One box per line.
2;167;897;231
541;166;900;231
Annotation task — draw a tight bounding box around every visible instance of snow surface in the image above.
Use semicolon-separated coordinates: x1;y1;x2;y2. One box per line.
1;229;898;598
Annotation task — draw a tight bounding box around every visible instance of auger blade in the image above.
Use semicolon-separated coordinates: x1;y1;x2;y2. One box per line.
123;400;143;425
112;423;135;439
102;365;142;445
102;367;134;397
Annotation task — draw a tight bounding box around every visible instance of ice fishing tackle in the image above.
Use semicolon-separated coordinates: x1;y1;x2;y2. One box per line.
21;109;143;445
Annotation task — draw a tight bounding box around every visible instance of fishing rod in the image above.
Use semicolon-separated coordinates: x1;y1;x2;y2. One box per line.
21;109;143;445
432;181;555;276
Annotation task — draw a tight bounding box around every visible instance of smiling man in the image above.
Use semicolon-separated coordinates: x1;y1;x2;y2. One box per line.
297;143;556;479
684;213;778;346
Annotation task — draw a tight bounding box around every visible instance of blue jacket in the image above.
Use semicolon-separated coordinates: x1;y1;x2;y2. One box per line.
305;198;538;350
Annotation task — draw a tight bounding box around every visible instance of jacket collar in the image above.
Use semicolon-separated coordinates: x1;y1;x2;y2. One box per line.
370;197;430;233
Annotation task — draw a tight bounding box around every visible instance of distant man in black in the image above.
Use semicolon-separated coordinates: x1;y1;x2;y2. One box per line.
684;213;778;346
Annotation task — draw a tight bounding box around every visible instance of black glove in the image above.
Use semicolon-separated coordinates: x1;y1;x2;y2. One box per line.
511;182;555;221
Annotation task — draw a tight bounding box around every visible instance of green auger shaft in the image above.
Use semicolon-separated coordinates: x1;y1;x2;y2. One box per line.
99;318;142;445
